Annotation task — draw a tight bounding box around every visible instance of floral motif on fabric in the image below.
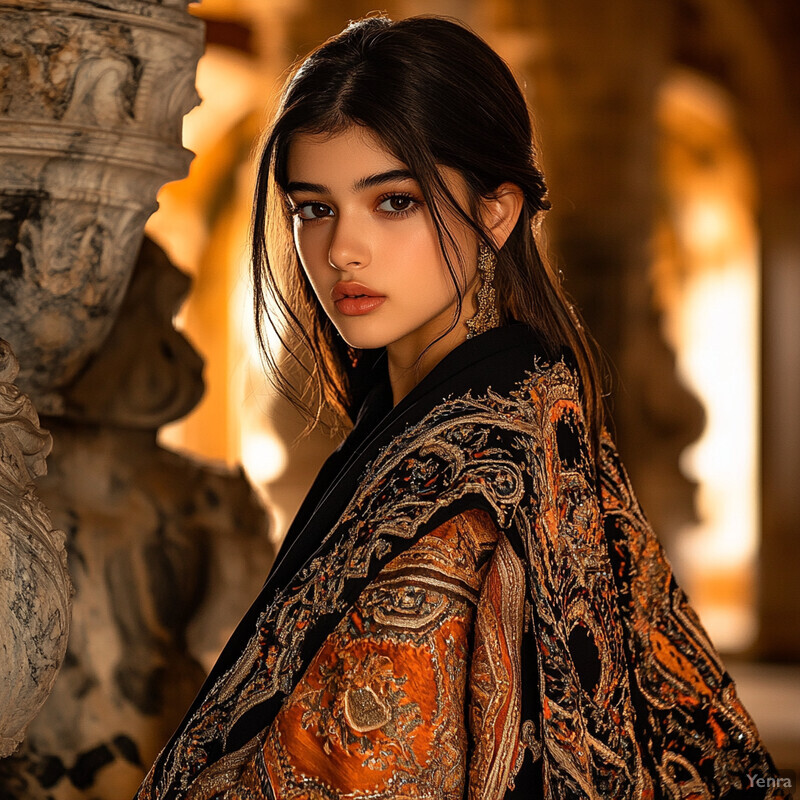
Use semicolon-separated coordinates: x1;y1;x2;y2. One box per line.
259;510;503;799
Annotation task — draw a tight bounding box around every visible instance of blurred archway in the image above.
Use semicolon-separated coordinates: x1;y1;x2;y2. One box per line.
655;68;760;652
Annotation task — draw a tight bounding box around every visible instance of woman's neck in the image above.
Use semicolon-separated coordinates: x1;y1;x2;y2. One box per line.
386;321;469;406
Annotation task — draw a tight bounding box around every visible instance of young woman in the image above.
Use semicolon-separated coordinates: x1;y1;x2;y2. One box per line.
137;16;787;800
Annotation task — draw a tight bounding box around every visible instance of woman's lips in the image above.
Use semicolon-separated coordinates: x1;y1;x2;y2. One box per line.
332;282;386;316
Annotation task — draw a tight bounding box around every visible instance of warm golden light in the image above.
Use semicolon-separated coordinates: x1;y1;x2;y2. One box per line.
656;70;760;652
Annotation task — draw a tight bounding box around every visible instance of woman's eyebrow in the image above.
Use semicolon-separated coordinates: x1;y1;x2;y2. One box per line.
352;169;415;191
285;169;415;197
285;181;326;195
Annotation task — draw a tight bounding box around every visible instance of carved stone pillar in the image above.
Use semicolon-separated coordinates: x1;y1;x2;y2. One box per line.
0;1;273;796
0;0;203;410
0;240;274;799
0;342;71;758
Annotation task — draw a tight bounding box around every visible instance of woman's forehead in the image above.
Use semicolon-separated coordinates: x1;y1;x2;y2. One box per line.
285;127;409;189
285;125;469;204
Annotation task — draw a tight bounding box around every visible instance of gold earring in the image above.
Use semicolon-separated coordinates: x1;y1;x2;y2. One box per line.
465;243;499;339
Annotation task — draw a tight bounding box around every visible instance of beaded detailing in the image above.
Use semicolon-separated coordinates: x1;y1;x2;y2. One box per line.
465;244;499;338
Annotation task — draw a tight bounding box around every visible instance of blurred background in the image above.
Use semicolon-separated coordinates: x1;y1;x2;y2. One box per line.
145;0;800;775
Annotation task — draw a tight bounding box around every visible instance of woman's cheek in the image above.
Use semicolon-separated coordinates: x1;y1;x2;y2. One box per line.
295;233;329;284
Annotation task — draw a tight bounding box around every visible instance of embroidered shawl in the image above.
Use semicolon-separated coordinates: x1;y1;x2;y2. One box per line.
136;324;787;799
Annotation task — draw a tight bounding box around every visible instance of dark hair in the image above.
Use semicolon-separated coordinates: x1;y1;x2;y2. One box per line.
252;14;605;450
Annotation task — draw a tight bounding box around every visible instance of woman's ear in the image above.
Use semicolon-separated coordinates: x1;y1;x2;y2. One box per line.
480;182;524;249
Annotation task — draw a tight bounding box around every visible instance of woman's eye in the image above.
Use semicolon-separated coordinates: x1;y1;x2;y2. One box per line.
377;195;417;214
295;202;332;220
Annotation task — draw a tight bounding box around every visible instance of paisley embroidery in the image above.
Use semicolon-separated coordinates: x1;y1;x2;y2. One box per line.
261;512;499;799
468;535;526;800
137;350;787;800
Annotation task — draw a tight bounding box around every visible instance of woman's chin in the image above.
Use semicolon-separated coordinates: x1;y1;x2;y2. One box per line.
335;330;392;351
332;319;399;352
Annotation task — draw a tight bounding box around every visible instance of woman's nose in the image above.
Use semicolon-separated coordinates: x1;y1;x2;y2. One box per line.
328;214;370;271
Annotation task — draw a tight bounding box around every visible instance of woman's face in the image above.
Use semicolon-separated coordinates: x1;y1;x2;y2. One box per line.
285;126;479;364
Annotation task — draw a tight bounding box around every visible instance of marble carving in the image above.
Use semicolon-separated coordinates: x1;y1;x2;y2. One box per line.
0;2;276;796
0;0;204;410
0;340;71;759
0;242;274;799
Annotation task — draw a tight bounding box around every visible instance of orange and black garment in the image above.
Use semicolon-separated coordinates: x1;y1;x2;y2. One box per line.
136;324;789;800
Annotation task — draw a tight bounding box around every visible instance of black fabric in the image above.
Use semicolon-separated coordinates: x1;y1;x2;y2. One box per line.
139;323;787;800
150;324;556;780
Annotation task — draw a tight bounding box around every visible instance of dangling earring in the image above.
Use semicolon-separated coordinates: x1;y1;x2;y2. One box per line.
465;243;500;339
346;346;360;368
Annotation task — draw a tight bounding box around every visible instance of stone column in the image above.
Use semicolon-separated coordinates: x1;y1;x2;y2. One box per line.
0;240;273;799
0;0;203;769
667;0;800;660
756;126;800;661
0;1;274;796
523;0;704;543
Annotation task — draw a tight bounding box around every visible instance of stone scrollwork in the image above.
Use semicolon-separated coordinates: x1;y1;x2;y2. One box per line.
0;1;274;795
57;236;206;429
0;340;71;758
0;240;273;798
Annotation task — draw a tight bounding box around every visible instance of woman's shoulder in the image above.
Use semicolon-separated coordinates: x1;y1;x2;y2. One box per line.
409;324;583;420
363;327;585;476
